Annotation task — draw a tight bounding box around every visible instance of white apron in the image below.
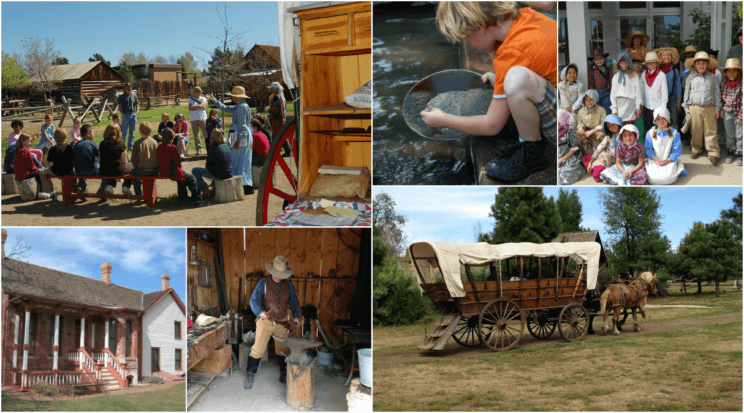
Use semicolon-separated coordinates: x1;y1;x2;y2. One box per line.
644;130;685;185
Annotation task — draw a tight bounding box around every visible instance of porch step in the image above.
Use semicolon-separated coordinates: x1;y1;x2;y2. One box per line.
103;384;120;391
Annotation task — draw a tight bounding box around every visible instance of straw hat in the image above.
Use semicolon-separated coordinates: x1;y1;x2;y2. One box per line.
654;47;680;65
624;31;650;47
644;51;661;65
682;45;697;57
723;58;742;71
225;86;251;100
684;51;719;72
587;49;609;61
266;256;292;279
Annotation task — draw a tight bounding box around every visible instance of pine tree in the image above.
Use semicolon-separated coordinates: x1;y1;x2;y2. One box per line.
678;220;742;297
483;188;561;244
720;193;742;243
556;188;584;233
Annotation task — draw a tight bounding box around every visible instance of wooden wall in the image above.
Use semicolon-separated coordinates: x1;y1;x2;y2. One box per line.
187;228;363;347
186;234;220;317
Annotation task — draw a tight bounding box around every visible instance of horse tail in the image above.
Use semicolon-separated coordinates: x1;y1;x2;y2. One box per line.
599;290;609;314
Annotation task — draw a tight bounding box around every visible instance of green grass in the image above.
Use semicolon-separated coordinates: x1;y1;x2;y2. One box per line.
1;383;185;411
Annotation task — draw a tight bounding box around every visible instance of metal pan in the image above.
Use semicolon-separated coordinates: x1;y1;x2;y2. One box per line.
402;69;493;141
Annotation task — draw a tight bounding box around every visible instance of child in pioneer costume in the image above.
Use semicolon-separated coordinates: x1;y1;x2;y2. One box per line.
641;52;668;139
587;49;613;115
644;107;687;184
679;46;698;144
575;90;606;155
420;1;557;182
245;256;301;390
655;47;682;130
610;50;642;128
683;51;722;164
558;64;584;113
584;114;623;182
720;58;742;165
625;31;650;63
557;109;583;185
600;123;648;185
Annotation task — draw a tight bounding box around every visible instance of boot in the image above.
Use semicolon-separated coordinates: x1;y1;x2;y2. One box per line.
245;356;261;389
279;358;287;383
243;185;254;195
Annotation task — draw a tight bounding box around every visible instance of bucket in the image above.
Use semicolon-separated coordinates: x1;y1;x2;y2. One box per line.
357;348;371;387
317;347;333;366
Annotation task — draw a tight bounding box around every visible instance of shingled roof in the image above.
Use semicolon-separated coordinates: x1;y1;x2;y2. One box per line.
551;230;607;264
245;44;281;66
30;61;123;82
143;290;169;311
3;258;145;311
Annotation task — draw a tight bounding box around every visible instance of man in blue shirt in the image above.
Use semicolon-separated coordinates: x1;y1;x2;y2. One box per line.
115;83;139;151
245;256;300;390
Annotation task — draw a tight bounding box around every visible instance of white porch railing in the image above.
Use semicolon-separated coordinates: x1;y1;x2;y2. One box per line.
21;370;96;389
101;350;128;380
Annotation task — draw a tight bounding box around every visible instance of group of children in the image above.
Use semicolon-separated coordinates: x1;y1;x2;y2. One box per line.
558;29;742;185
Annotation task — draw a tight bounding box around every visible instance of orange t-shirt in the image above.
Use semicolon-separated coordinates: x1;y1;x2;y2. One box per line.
492;8;557;98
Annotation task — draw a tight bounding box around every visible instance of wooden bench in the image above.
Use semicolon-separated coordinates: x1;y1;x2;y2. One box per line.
49;174;171;209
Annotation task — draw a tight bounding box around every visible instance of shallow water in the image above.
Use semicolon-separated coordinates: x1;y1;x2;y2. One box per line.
372;2;474;185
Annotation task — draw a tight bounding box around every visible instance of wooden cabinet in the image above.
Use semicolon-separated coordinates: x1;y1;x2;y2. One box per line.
294;2;372;199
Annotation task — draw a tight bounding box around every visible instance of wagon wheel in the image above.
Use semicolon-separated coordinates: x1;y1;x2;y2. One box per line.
256;117;298;225
478;298;525;351
527;310;557;340
558;303;589;342
452;316;482;347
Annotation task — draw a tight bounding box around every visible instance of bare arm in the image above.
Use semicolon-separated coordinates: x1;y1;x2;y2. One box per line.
420;97;510;137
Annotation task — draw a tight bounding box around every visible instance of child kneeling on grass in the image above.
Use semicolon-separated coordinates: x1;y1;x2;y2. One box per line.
192;129;233;198
123;122;160;197
420;1;557;182
13;133;56;200
600;124;647;185
158;127;204;206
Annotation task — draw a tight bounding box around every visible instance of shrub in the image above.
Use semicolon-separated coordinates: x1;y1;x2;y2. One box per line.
33;382;60;397
374;253;427;325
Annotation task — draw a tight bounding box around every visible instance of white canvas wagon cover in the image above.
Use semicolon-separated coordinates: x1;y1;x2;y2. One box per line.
408;241;603;298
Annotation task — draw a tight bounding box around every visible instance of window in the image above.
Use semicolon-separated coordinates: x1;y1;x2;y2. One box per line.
619;2;648;9
109;319;117;351
559;16;569;67
587;2;603;10
175;349;182;371
652;15;681;48
653;2;681;8
589;18;605;53
26;313;37;355
620;17;648;48
174;321;181;340
152;348;160;372
125;321;132;357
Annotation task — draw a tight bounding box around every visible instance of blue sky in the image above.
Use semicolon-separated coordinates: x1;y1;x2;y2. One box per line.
3;227;186;301
1;1;280;71
373;186;742;253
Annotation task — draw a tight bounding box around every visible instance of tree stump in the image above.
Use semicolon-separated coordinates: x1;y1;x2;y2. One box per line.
16;177;39;201
2;173;19;195
215;176;245;204
251;166;262;189
346;378;372;412
286;362;315;410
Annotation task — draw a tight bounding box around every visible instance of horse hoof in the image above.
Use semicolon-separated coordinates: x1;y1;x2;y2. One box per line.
634;324;641;332
613;331;620;336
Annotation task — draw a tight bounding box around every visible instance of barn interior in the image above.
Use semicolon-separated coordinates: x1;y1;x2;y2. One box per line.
186;228;371;411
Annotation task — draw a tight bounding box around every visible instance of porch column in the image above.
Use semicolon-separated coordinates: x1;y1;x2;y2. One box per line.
79;317;86;369
22;310;30;371
105;319;109;349
52;315;60;371
91;323;96;349
12;313;19;384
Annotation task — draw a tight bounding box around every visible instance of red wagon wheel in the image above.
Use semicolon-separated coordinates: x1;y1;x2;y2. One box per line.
256;117;298;226
478;298;525;351
558;303;589;342
452;316;482;347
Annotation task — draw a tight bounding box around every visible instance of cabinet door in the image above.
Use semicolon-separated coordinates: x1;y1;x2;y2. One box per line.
305;14;349;53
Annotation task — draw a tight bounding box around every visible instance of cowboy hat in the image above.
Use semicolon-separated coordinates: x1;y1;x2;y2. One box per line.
682;45;697;57
654;47;680;65
644;51;661;65
705;48;720;59
266;256;293;279
684;51;719;72
587;49;609;61
723;58;742;71
624;31;650;47
225;86;251;99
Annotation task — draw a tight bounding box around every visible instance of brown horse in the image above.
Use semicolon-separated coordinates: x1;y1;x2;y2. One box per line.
599;270;658;335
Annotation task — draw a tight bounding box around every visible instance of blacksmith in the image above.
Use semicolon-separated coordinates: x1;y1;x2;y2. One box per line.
245;256;301;390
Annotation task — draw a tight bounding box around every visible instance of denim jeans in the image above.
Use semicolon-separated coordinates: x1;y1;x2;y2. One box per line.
177;173;199;200
127;167;159;196
75;163;103;192
122;113;137;150
191;167;214;192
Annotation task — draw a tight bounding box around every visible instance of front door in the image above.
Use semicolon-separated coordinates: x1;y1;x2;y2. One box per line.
151;348;160;372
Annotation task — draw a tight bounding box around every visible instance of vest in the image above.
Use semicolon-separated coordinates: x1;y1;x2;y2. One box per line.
262;278;289;320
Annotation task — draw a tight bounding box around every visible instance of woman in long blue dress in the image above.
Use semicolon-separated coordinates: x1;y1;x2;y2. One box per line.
206;86;254;195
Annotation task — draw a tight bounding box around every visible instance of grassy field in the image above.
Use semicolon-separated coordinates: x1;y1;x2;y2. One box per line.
1;383;185;412
373;285;743;411
1;102;295;155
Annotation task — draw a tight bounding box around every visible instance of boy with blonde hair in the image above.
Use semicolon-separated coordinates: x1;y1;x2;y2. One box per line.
123;122;159;196
421;1;557;182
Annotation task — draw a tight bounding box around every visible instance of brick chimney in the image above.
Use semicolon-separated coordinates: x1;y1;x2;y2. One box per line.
1;229;7;260
100;262;112;285
161;274;170;291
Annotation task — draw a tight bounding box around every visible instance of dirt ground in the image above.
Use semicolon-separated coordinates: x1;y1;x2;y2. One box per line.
571;145;743;186
1;156;288;226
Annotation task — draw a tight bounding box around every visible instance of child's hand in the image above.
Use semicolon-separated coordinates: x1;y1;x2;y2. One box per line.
635;109;642;118
558;158;565;166
420;108;447;128
714;110;721;120
624;171;632;179
481;72;496;85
